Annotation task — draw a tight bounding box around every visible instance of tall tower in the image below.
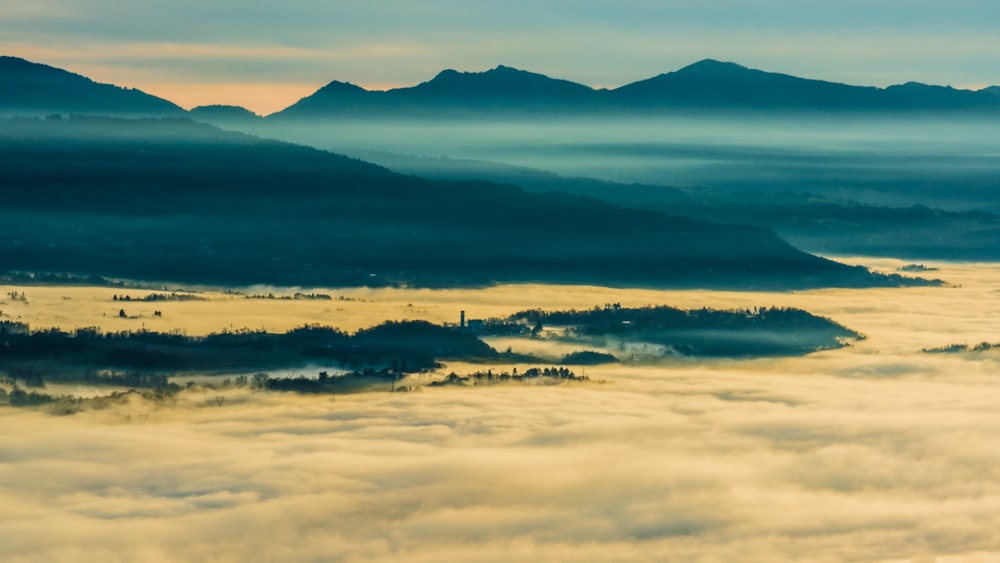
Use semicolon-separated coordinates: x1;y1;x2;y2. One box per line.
460;310;466;329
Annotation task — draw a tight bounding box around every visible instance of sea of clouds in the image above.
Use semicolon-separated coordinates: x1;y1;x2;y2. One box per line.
3;260;1000;561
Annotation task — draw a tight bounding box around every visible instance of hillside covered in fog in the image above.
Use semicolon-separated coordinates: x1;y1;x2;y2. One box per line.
0;116;923;290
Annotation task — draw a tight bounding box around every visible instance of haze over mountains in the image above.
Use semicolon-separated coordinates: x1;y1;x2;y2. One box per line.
0;115;913;289
2;55;999;119
0;55;993;286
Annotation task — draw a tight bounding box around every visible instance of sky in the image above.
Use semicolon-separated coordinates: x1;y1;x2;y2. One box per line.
2;1;1000;116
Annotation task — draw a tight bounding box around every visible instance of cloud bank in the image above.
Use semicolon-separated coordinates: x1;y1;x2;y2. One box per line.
5;361;1000;561
4;260;1000;561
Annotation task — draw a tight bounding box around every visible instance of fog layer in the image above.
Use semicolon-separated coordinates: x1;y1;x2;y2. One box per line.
3;260;1000;561
263;115;1000;212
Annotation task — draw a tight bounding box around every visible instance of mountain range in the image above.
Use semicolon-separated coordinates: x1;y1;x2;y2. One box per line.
1;56;998;119
0;56;988;287
277;60;1000;118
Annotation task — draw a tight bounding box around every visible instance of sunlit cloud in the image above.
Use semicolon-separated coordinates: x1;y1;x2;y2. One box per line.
4;260;1000;559
5;360;1000;560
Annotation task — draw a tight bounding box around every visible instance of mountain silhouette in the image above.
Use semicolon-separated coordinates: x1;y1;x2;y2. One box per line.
404;65;596;103
273;65;598;118
188;104;263;126
275;59;1000;118
0;56;184;117
271;80;376;116
883;82;992;110
2;55;998;119
610;59;886;110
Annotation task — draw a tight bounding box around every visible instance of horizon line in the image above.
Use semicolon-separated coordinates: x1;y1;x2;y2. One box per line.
3;54;999;116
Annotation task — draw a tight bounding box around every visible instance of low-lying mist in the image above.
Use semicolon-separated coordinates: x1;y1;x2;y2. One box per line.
256;115;1000;212
4;259;1000;560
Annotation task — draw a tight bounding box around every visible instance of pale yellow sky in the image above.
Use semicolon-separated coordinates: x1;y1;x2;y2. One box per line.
139;81;320;115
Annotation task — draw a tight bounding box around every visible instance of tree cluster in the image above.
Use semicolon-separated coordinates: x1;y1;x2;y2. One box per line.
0;320;498;386
429;366;587;387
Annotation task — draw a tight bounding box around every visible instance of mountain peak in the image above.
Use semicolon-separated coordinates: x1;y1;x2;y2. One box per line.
611;58;888;110
0;55;87;82
429;65;533;83
316;80;368;94
432;68;461;80
0;55;37;68
488;64;523;73
189;104;262;123
889;81;954;91
271;64;598;117
268;80;371;118
414;65;595;100
675;59;750;75
0;55;183;116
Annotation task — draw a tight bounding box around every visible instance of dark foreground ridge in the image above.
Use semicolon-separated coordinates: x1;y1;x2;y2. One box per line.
340;149;1000;262
506;304;862;357
0;116;927;290
0;320;497;382
0;303;857;393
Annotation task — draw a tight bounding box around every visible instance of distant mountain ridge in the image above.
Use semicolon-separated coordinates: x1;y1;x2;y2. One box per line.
610;59;887;110
274;65;600;118
0;56;184;117
1;55;998;119
274;59;1000;118
187;104;263;127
